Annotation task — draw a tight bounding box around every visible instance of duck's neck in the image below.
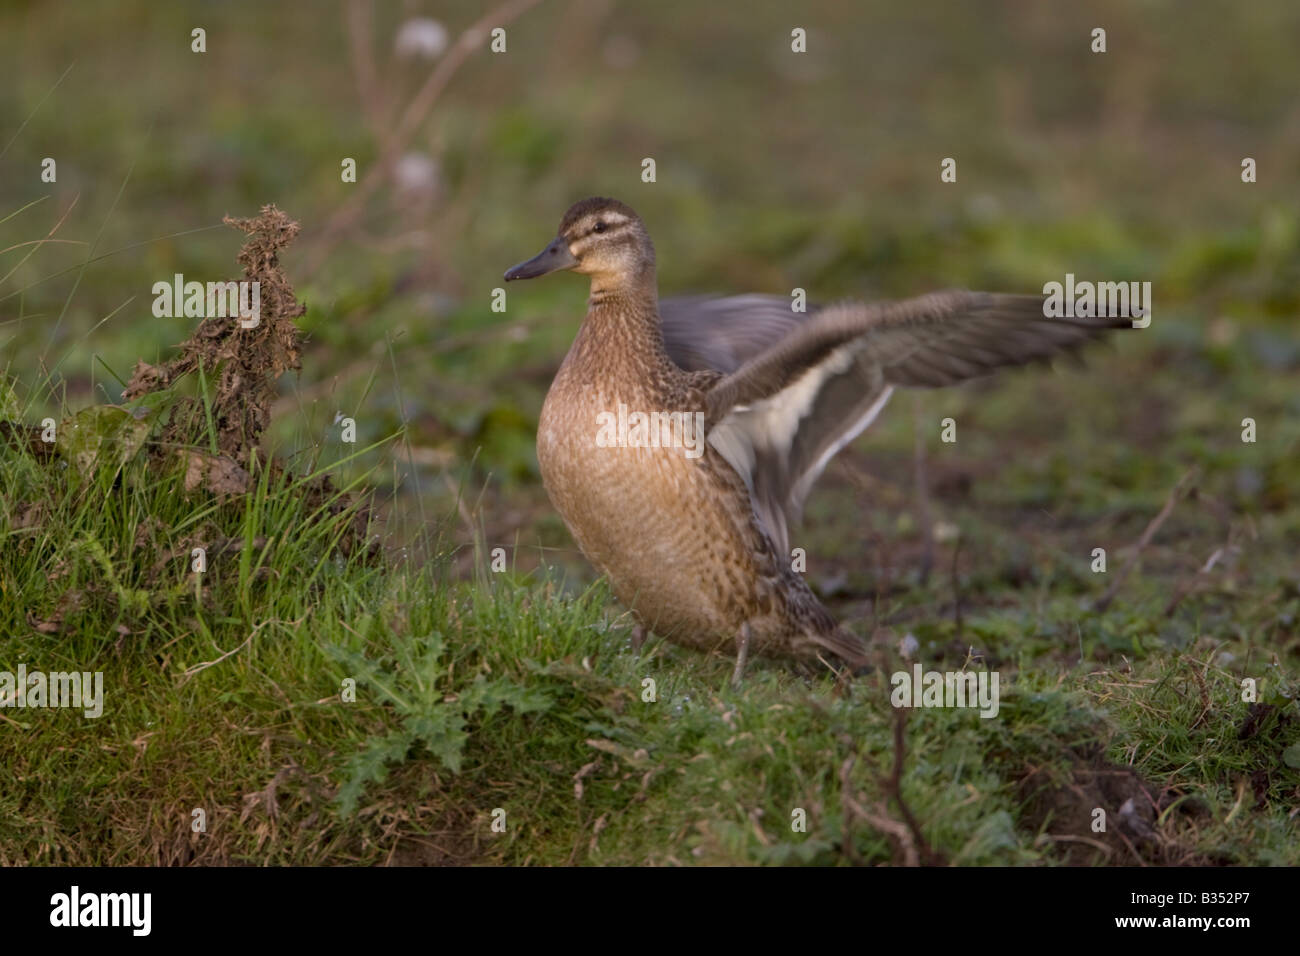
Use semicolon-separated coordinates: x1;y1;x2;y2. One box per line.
587;263;656;311
572;271;672;377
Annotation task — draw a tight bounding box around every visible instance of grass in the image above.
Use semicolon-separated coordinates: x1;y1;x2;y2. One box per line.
2;348;1297;864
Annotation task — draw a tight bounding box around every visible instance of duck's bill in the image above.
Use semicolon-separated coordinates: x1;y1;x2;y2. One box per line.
504;238;578;280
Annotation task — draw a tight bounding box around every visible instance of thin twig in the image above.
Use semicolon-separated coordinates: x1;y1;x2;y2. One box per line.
885;708;943;864
912;396;934;584
858;708;944;865
345;0;388;147
179;619;284;686
1164;491;1244;617
1034;833;1114;857
306;0;545;276
1094;468;1198;612
1184;659;1213;729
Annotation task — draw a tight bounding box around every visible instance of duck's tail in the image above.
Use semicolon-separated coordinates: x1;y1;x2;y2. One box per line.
807;625;873;673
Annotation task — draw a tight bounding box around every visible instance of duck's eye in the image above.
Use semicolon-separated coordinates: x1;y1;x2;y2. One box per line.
593;221;607;234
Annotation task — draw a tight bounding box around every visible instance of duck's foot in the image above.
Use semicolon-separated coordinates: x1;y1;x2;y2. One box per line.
731;623;752;687
631;624;647;653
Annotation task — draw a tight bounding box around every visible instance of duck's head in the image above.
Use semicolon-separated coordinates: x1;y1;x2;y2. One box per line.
504;197;655;288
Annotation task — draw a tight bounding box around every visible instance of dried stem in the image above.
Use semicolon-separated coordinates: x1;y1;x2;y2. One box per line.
912;395;935;585
1094;467;1198;612
306;0;545;276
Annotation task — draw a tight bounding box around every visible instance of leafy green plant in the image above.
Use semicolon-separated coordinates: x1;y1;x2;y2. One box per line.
326;632;552;817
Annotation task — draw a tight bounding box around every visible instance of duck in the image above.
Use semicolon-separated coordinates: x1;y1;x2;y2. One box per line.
505;197;1122;682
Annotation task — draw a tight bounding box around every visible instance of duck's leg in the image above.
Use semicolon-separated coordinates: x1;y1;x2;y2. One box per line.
731;622;752;687
631;624;647;652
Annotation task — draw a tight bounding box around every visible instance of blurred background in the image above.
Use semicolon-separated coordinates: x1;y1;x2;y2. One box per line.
2;0;1298;589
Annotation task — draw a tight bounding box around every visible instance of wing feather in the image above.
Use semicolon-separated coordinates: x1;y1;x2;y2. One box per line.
684;291;1123;549
657;291;1124;551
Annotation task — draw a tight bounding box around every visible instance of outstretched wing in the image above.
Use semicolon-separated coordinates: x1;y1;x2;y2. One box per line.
690;291;1123;552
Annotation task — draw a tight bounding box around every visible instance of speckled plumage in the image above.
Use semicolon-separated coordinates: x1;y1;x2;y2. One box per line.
536;286;860;667
513;198;869;671
507;198;1123;675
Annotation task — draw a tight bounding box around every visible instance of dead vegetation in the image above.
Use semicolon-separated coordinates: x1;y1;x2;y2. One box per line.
1;205;378;645
123;204;305;474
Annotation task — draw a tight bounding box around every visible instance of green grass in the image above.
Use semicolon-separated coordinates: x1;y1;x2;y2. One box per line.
2;374;1297;864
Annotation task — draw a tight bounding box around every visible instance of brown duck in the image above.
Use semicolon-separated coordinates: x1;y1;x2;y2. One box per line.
506;197;1120;681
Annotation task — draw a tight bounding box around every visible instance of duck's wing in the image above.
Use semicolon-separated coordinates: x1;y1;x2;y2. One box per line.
660;294;816;373
700;291;1125;553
